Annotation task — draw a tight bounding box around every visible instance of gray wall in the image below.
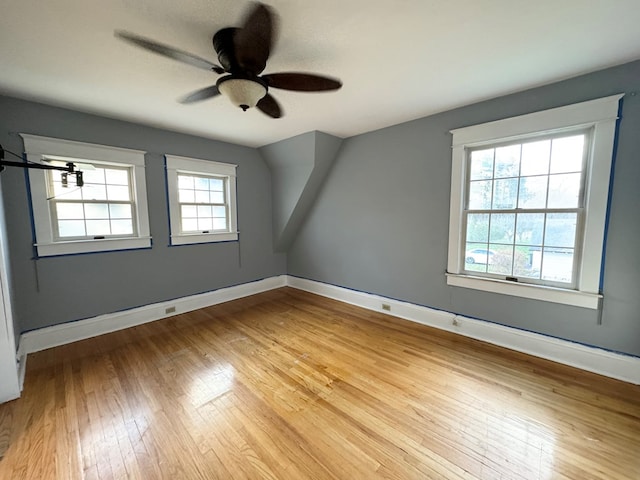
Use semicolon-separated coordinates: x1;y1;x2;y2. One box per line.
260;131;343;252
0;95;286;333
287;60;640;357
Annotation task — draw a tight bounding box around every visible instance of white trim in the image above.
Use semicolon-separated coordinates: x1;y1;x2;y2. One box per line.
165;154;239;246
450;94;624;146
165;155;237;176
18;276;286;356
19;134;146;163
447;94;624;306
17;354;27;391
34;236;152;256
445;273;602;309
285;276;640;385
0;183;20;402
21;134;152;257
170;232;238;245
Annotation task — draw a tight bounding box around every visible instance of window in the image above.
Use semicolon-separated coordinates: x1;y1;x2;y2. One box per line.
447;94;623;309
165;155;238;245
22;134;151;257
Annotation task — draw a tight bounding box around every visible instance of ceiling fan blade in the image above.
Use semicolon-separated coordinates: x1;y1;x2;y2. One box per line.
256;93;283;118
115;31;225;74
179;85;221;104
262;73;342;92
234;3;276;74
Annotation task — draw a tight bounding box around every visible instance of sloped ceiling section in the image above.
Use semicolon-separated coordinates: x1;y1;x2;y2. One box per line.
260;131;343;252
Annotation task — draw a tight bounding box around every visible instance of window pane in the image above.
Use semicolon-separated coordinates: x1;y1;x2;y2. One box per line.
195;177;210;190
210;178;225;191
468;180;492;209
513;247;542;279
58;220;86;237
182;218;198;231
487;245;513;275
178;175;194;189
492;178;518;209
111;219;133;235
51;182;83;200
198;218;213;230
466;213;489;242
464;242;489;272
489;213;515;244
547;173;581;208
181;205;197;217
469;149;494;180
86;220;111;236
515;213;544;246
195;190;210;203
179;189;195;203
85;203;109;219
105;169;129;185
494;145;520;179
550;135;584;174
210;192;225;204
544;213;577;248
212;206;227;218
107;185;130;201
197;205;212;217
82;168;105;184
109;204;132;219
518;176;548;209
56;203;84;220
213;218;228;230
521;140;550;176
82;184;107;201
541;247;574;283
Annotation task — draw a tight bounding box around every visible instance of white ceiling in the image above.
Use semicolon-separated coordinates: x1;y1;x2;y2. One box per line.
1;1;640;148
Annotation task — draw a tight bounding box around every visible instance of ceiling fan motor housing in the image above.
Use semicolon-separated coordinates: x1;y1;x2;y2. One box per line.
212;28;238;72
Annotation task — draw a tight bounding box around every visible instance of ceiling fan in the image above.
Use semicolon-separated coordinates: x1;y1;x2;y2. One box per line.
115;2;342;118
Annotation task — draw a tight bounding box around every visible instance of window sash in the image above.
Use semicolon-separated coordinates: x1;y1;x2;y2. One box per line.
46;164;138;241
176;173;230;234
461;208;584;288
460;130;589;288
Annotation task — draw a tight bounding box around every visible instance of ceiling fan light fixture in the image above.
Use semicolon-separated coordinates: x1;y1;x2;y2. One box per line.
217;77;267;111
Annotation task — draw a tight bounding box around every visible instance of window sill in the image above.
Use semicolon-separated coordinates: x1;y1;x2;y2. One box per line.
445;273;601;309
35;237;152;257
170;231;238;246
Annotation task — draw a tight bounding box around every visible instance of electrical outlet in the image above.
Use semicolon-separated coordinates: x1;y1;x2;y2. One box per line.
165;306;176;314
382;304;391;311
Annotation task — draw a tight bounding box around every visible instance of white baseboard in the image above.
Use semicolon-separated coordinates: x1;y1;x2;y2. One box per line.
16;274;640;385
285;276;640;385
18;275;287;356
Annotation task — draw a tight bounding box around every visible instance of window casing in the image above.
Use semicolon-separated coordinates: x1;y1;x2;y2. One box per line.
165;155;238;245
22;134;151;257
447;94;623;309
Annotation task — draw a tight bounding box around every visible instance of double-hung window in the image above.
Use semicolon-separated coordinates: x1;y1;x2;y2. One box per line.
165;155;238;245
446;94;623;309
22;134;151;257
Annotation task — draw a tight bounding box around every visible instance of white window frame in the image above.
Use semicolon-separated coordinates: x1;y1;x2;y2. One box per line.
165;154;238;245
446;94;623;309
21;134;151;257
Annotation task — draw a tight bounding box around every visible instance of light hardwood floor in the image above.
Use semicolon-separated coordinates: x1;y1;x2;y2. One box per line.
1;287;639;479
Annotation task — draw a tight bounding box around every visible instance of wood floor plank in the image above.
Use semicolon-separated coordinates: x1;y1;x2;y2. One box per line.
0;287;639;479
